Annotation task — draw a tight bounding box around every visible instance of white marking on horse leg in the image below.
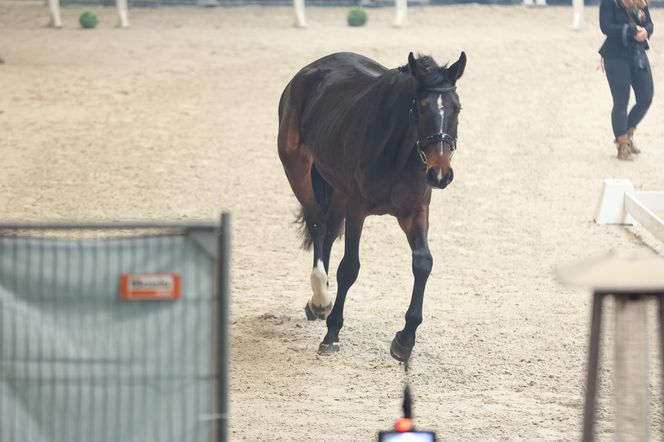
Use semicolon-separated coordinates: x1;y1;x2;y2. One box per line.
310;259;331;310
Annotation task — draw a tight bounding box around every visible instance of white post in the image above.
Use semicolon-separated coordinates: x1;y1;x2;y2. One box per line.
394;0;407;28
572;0;584;30
293;0;306;28
594;179;636;225
47;0;63;28
117;0;129;28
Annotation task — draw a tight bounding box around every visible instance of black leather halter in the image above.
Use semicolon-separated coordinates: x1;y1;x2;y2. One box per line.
410;85;458;164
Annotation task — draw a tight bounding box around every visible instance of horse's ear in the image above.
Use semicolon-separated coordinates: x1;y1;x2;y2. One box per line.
407;52;419;78
447;51;466;82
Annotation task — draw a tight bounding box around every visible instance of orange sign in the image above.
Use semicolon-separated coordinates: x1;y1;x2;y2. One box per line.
120;273;181;301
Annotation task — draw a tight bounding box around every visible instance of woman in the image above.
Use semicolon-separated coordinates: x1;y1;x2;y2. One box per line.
599;0;654;161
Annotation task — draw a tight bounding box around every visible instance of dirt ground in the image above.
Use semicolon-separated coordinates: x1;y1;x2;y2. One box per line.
2;2;664;440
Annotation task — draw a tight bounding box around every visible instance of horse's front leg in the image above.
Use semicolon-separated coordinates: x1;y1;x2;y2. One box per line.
391;207;431;362
318;204;366;355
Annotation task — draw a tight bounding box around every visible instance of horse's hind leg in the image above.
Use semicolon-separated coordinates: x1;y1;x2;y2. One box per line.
321;193;346;274
278;101;334;320
305;165;337;320
306;186;346;321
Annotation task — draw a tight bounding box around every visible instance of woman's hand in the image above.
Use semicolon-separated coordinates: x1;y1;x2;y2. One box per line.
635;26;648;42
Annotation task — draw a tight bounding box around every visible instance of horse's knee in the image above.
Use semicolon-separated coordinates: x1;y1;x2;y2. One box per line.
412;249;432;279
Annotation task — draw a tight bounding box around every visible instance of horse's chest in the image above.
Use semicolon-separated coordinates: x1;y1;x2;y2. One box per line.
361;179;429;216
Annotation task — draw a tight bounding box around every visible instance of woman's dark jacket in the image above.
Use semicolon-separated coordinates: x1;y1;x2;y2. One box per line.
599;0;654;60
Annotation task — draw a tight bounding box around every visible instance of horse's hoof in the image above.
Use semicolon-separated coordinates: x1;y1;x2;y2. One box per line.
390;333;413;362
304;301;333;321
305;302;318;320
318;341;340;356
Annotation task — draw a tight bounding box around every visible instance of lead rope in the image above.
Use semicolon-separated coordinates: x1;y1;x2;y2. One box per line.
403;361;413;420
392;360;415;432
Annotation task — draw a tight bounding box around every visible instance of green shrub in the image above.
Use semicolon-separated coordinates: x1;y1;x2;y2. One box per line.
347;7;368;27
79;11;98;29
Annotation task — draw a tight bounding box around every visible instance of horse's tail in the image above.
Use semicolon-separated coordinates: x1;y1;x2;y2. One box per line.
294;205;345;251
294;206;314;251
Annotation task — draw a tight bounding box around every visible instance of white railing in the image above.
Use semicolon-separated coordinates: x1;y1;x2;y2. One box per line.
595;179;664;244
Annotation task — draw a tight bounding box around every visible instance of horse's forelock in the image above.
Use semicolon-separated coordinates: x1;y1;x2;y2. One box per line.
412;55;448;88
417;55;438;70
400;54;456;90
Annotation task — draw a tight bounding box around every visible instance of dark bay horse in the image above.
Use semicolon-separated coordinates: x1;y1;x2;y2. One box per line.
277;51;466;361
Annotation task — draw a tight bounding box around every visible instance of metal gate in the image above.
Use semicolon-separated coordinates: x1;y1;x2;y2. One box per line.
0;214;230;442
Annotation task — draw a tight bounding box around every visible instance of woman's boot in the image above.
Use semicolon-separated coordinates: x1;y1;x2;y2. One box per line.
615;134;633;161
627;127;641;154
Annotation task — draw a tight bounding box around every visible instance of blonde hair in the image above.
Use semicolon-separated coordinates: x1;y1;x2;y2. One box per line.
621;0;648;10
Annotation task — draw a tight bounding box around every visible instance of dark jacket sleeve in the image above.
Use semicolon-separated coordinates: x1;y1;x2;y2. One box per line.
643;7;654;38
600;0;628;39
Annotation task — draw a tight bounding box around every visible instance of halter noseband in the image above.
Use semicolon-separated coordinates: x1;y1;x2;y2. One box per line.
410;85;458;165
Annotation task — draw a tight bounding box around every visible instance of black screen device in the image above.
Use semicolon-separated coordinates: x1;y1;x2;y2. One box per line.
377;431;437;442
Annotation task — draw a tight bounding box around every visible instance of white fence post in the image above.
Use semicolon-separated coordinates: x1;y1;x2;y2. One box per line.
117;0;130;28
294;0;306;28
572;0;584;30
595;179;636;225
47;0;63;28
395;0;407;28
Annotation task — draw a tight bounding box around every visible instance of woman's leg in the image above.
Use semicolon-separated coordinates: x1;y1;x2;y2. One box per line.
604;58;632;139
627;56;654;130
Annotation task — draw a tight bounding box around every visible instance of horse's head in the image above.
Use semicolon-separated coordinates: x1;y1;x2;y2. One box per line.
407;52;466;189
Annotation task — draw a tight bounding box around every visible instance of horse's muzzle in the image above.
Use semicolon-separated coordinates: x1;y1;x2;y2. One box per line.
427;167;454;189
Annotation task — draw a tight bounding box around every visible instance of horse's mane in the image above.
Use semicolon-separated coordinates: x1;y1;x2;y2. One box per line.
352;64;418;170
